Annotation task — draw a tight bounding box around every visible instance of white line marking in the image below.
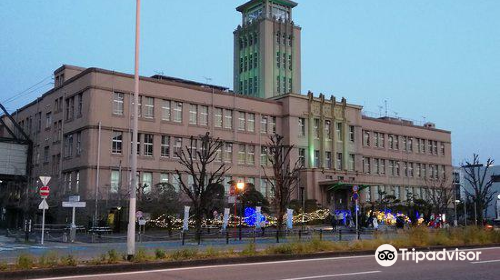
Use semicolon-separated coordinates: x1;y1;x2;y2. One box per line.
278;271;381;280
32;254;375;280
471;259;500;264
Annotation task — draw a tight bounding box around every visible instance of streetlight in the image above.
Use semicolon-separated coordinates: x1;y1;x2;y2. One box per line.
236;182;245;240
454;200;460;227
496;194;500;220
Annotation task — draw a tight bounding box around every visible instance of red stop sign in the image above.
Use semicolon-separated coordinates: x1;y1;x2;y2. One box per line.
40;186;50;197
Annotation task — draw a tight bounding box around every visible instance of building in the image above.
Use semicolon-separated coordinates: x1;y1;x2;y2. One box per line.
1;0;452;225
455;165;500;220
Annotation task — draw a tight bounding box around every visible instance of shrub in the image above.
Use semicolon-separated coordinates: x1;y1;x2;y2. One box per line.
38;252;59;268
155;249;167;260
17;254;34;270
131;249;150;263
107;249;120;263
240;242;258;256
0;261;8;271
170;249;198;261
203;247;220;258
60;255;77;267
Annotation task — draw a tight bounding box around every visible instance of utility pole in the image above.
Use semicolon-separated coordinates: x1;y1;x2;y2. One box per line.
127;0;140;260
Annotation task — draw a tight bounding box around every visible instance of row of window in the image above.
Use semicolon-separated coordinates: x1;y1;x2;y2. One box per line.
238;33;258;49
307;149;355;171
363;130;446;156
276;76;292;94
112;93;278;133
276;31;293;47
364;185;441;202
239;53;258;73
362;157;446;179
298;118;355;142
239;76;259;95
276;52;292;70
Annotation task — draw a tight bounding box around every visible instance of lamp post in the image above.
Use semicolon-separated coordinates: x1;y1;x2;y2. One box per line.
300;186;305;231
236;182;245;240
454;200;460;227
496;194;500;220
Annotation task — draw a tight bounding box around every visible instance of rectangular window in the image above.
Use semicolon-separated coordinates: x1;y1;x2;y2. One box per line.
374;132;380;147
336;153;343;170
214;108;223;128
224;109;233;129
45;112;52;129
224;142;233;163
64;134;73;158
314;150;320;168
314;119;320;139
173;137;182;158
336;123;343;141
299;148;306;167
76;132;82;156
173;102;183;123
199;105;208;126
110;170;120;193
247;145;255;165
261;116;268;134
276;51;280;68
363;131;370;146
276;76;280;93
325;151;332;169
215;145;222;162
112;132;123;154
325;120;332;140
249;77;253;94
298;118;306;137
238;144;246;165
162;100;171;121
380;159;386;175
380;133;385;148
190;139;198;160
143;97;154;118
270;116;277;133
238;112;246;131
143;134;154;156
247;113;255;132
408;137;413;152
161;135;170;157
189;104;198;125
349;154;355;171
261;146;268;167
389;135;394;149
142;172;152;194
349;126;355;142
43;146;49;163
77;93;83;117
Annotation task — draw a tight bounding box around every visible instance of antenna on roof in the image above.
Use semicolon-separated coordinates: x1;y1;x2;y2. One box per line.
384;100;388;117
154;71;164;76
203;77;213;84
377;106;383;117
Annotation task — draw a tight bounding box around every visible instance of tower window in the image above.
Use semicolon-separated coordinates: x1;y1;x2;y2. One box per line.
240;58;243;73
249;54;253;70
249;78;253;94
276;32;280;44
276;76;280;93
254;76;258;94
282;53;286;69
288;55;292;70
244;56;248;72
239;38;244;49
276;52;280;68
283;77;286;93
254;52;258;68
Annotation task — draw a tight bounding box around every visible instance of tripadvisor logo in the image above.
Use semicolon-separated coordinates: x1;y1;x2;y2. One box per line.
375;244;481;267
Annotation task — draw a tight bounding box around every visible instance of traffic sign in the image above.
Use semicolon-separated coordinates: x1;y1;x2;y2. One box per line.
39;176;51;186
62;201;86;208
38;199;49;210
40;186;50;198
352;192;359;201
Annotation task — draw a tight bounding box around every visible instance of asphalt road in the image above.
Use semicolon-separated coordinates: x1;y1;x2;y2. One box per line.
29;247;500;280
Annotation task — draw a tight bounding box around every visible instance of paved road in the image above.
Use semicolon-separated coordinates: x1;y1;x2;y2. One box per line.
28;247;500;280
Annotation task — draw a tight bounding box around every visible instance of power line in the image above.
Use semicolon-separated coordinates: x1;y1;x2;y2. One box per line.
2;75;53;104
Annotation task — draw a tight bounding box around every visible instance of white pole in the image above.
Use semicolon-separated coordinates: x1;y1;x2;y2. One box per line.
41;202;46;245
94;121;102;227
127;0;140;259
355;198;359;240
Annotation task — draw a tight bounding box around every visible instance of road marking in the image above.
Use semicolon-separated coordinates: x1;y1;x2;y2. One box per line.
32;254;375;280
278;271;382;280
471;259;500;264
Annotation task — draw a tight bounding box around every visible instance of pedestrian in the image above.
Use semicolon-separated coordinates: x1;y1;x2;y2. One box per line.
372;217;379;230
331;215;338;232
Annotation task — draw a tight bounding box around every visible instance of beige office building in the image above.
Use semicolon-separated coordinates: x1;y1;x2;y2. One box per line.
3;0;452;222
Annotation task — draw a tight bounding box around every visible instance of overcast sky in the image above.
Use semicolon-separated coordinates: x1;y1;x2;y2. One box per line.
1;0;499;165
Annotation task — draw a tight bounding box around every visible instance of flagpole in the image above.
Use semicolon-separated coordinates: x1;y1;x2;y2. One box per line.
127;0;140;259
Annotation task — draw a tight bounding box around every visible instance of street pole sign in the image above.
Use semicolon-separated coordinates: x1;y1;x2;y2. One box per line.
38;176;51;245
62;198;86;242
352;185;359;240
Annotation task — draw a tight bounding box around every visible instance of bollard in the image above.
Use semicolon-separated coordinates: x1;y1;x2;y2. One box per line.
339;229;342;241
226;231;230;244
298;230;302;240
182;231;185;246
319;229;323;241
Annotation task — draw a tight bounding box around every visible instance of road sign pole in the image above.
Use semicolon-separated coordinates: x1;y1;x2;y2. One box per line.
355;198;359;240
41;200;46;245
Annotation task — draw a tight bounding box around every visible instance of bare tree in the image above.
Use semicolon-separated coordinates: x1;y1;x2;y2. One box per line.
263;133;301;233
424;175;454;217
462;154;495;223
175;132;230;240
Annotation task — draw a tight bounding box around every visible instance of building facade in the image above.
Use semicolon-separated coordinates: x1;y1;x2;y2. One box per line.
2;0;452;224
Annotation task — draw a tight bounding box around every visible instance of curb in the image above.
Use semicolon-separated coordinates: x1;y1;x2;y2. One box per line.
1;244;499;280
